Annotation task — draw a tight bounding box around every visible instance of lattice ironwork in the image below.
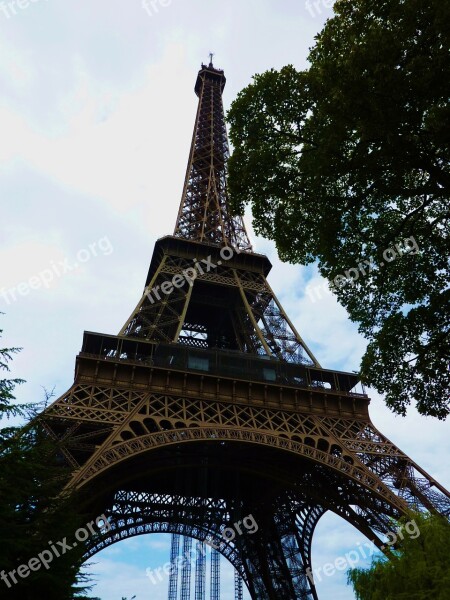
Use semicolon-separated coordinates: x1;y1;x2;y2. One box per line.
44;380;449;518
117;239;319;365
116;61;318;365
174;61;251;251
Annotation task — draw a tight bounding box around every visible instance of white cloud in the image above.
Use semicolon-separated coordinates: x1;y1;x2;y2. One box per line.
0;36;35;90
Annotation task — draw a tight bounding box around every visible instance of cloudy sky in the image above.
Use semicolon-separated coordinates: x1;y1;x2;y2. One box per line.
1;1;448;599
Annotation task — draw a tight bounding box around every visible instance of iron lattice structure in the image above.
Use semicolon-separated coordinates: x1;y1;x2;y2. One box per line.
41;61;450;600
169;533;181;600
173;62;251;251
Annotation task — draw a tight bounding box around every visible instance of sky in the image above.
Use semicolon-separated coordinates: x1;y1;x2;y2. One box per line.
0;1;448;599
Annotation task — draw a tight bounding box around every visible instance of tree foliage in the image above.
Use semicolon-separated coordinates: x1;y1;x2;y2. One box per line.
347;512;450;599
227;0;450;418
0;321;95;599
0;333;25;420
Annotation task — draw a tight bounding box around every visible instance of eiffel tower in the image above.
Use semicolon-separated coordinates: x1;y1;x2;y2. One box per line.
42;59;450;599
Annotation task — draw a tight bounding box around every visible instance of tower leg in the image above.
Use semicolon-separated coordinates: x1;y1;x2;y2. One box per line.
236;501;323;600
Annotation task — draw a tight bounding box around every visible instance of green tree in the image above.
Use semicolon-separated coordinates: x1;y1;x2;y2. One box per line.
348;512;450;599
0;332;26;419
227;0;450;418
0;320;96;599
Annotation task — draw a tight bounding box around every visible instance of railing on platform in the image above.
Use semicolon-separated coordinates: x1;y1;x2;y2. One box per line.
79;331;367;397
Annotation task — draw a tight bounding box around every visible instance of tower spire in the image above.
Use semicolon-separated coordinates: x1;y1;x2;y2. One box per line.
174;62;252;251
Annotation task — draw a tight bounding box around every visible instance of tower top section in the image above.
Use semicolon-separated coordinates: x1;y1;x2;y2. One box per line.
174;62;252;251
194;60;226;96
